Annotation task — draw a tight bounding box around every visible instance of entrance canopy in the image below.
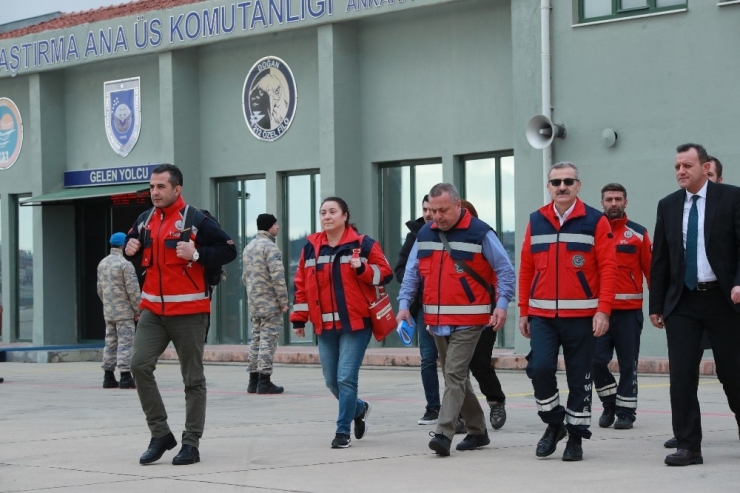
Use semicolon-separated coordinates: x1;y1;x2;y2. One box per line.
20;183;149;205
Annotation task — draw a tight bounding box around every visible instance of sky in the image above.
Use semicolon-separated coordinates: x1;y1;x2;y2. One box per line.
0;0;132;26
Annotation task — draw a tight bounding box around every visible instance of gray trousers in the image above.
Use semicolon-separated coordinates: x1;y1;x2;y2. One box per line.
434;326;487;439
130;310;208;447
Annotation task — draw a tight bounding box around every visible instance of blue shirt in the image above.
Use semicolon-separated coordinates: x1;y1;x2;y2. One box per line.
397;230;515;336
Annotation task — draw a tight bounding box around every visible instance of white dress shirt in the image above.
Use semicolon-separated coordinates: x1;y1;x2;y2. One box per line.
553;200;577;226
682;180;717;282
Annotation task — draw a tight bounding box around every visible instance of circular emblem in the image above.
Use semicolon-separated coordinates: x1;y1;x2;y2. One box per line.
454;264;464;274
623;230;633;239
572;254;585;268
174;220;184;231
0;98;24;170
242;56;297;142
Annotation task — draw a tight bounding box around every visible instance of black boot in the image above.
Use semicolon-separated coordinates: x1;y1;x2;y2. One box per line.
257;373;284;394
119;371;136;389
247;372;259;393
103;370;118;389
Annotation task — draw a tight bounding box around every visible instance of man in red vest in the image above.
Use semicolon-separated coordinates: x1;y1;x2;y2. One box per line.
125;164;236;466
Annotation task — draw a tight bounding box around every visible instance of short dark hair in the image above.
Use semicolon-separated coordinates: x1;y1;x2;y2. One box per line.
422;194;430;205
708;155;723;179
600;183;627;199
152;164;183;187
676;143;709;164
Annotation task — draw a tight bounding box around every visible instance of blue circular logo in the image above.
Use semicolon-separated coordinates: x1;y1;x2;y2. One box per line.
0;98;23;170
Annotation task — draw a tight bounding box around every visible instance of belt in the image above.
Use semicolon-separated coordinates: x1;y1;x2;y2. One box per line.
695;281;720;291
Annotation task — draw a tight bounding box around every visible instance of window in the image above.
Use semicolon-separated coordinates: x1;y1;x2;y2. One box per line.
580;0;686;22
16;194;33;341
460;152;515;348
283;171;321;345
214;177;267;344
378;160;444;347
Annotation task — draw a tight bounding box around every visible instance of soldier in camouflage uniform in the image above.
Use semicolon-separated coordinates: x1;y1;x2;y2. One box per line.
98;232;141;389
243;214;289;394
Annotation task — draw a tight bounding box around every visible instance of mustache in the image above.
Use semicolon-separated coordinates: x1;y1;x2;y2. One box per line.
556;191;570;195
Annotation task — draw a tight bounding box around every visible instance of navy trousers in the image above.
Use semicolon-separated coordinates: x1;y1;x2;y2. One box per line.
528;316;595;439
593;309;643;420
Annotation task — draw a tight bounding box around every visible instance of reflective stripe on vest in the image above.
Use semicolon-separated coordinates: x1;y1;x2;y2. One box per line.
370;264;381;285
528;299;599;310
615;293;643;300
141;291;210;303
321;312;341;322
304;254;355;268
293;303;308;312
530;233;595;246
614;293;642;300
417;241;483;253
423;304;492;315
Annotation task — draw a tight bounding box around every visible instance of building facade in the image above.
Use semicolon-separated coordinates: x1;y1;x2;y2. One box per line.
0;0;737;356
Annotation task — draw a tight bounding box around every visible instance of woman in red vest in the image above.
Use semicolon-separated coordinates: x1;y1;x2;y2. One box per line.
291;197;393;449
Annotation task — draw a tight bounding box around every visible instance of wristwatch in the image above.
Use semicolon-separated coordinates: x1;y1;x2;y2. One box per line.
192;249;200;261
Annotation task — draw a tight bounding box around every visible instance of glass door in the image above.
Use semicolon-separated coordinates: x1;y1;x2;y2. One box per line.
214;177;266;344
283;171;320;345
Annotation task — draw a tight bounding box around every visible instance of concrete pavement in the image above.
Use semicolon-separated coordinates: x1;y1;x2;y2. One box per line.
1;362;738;492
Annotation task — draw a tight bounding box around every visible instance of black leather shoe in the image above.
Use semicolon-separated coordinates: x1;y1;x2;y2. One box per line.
614;414;633;429
562;438;583;461
665;449;703;466
428;432;452;456
598;408;615;428
536;424;567;457
663;437;678;448
456;431;490;451
172;444;200;465
139;432;177;464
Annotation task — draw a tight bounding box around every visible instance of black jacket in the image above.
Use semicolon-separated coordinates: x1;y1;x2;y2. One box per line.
394;217;426;317
650;180;740;318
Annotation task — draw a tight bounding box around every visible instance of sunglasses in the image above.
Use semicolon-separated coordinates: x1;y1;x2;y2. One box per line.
549;178;580;187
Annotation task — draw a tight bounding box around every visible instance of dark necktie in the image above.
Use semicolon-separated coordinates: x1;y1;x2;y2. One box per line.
685;195;699;290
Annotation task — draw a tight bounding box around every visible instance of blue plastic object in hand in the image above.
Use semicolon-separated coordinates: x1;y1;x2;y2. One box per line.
397;319;415;346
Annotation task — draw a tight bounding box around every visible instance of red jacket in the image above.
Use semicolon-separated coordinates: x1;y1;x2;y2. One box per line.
290;227;393;334
417;210;498;326
127;195;237;316
519;199;617;318
609;215;652;310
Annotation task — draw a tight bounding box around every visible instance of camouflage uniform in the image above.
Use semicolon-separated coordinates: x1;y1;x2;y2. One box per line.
243;231;289;375
97;248;141;372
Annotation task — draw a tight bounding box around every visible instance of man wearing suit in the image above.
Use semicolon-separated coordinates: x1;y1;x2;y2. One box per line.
650;143;740;466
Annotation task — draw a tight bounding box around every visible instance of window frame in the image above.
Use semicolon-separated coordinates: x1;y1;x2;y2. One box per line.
579;0;687;23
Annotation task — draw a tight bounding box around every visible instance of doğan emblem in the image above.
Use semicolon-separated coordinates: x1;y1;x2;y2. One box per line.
104;77;141;157
242;56;297;142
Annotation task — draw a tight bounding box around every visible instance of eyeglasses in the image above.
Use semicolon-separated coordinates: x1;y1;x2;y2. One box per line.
549;178;580;187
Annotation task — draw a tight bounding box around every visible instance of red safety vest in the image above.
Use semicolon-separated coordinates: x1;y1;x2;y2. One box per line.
290;227;393;334
417;210;497;326
519;199;617;318
609;215;652;310
137;195;211;316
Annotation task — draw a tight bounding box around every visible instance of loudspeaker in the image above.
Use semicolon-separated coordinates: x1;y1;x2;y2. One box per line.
525;114;566;149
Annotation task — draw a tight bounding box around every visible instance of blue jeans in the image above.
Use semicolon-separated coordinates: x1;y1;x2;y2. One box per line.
317;328;372;435
417;311;441;411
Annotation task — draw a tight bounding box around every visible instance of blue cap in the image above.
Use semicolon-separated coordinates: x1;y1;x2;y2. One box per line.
110;232;127;247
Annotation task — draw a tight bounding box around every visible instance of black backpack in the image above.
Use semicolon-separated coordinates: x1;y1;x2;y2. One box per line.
141;205;226;294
